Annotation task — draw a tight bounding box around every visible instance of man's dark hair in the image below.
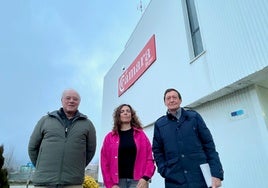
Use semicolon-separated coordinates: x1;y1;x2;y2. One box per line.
164;88;182;100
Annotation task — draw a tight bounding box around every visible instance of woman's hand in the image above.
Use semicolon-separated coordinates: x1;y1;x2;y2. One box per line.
136;178;149;188
112;185;120;188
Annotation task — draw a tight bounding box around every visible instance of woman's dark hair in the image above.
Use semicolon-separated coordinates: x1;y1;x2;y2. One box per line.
164;88;182;101
112;104;142;132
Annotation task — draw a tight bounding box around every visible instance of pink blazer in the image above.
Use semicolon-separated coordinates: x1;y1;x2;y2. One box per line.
101;128;155;188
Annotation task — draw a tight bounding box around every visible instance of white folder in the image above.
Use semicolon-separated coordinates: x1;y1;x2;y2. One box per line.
200;163;212;188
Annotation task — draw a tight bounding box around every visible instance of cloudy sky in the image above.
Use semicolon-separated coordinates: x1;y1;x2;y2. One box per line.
0;0;149;168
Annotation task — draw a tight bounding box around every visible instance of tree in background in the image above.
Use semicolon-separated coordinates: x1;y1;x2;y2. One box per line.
0;145;10;188
3;146;17;173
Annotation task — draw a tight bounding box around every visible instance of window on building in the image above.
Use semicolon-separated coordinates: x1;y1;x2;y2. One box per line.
185;0;204;57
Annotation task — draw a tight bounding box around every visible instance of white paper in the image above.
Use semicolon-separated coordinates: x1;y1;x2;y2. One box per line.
200;163;212;188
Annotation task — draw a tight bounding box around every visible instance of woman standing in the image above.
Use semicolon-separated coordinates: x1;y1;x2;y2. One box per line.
101;104;155;188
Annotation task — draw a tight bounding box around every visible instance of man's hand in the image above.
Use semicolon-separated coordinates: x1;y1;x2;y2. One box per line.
212;177;222;188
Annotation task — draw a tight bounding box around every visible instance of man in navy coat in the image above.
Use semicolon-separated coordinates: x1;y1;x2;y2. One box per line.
153;88;223;188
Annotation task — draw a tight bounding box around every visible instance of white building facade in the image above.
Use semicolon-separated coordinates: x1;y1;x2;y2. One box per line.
99;0;268;187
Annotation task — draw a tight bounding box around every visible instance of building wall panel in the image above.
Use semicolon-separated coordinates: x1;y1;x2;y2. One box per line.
195;86;268;187
196;0;268;89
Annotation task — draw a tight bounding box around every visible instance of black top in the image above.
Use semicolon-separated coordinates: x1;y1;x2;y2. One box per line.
118;128;137;179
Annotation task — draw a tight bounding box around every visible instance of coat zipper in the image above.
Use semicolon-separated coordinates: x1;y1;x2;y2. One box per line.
65;127;68;137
